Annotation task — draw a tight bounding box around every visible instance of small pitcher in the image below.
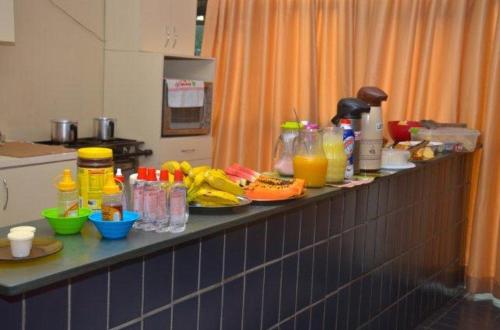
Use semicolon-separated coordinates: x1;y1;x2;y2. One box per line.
292;128;328;188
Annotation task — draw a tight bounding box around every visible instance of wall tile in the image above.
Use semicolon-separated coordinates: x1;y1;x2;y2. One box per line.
200;234;224;289
222;277;244;330
364;220;377;272
353;225;366;279
397;296;408;330
377;178;389;216
343;190;356;230
315;199;330;242
284;211;301;254
297;248;314;310
367;181;379;220
144;248;173;312
243;269;264;330
301;204;316;248
324;294;338;330
144;308;171;330
312;242;328;302
359;274;372;325
348;279;362;329
330;194;343;236
0;294;22;330
26;282;68;330
172;296;198;330
369;269;382;317
246;220;266;270
380;263;393;310
71;269;108;330
109;258;142;328
337;286;350;330
266;214;284;262
121;322;141;330
199;287;222;330
339;230;354;286
224;226;246;279
327;236;341;293
173;240;200;300
355;186;368;225
280;254;299;320
310;301;325;330
296;309;311;330
263;262;282;329
280;318;295;330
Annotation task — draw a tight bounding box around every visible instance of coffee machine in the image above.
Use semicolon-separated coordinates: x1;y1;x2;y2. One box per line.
357;87;388;171
331;98;370;174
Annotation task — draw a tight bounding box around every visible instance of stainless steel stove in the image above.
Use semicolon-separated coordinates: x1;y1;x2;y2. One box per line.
37;138;153;174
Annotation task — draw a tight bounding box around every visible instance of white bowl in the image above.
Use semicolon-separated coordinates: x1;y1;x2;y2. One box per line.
7;231;34;258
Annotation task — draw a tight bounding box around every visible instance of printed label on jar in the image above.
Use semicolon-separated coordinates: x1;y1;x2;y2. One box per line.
102;204;123;221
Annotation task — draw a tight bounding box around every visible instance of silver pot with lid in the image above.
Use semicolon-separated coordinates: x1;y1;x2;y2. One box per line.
93;117;116;141
51;119;78;144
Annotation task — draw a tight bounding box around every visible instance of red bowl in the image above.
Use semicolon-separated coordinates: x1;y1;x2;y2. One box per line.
387;120;422;142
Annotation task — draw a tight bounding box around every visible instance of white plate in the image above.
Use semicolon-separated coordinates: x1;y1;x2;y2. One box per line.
381;162;416;170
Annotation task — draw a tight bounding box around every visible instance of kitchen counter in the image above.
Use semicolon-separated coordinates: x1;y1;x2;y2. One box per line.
0;143;77;170
0;152;473;330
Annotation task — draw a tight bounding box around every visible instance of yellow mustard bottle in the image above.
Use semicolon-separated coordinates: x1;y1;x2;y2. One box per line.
57;169;79;217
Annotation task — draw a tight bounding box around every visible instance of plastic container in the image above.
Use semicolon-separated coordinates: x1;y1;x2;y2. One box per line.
57;169;79;217
42;207;92;235
156;170;170;233
77;147;114;210
169;170;188;233
415;127;480;152
381;149;411;167
9;226;36;234
89;210;140;239
143;168;161;231
8;231;34;258
102;176;123;221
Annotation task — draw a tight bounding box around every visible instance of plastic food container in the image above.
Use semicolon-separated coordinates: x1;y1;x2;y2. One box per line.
381;148;410;167
415;128;480;152
8;231;34;258
77;147;114;210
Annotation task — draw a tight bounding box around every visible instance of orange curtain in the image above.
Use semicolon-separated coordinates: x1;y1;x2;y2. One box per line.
202;0;500;295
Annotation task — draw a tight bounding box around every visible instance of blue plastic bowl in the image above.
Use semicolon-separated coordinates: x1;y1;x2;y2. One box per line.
88;211;139;239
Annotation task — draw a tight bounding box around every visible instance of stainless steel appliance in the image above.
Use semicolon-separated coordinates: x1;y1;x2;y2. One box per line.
51;119;78;144
162;82;213;136
93;117;116;140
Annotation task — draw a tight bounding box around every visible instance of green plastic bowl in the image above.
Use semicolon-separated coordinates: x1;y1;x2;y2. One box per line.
41;207;92;235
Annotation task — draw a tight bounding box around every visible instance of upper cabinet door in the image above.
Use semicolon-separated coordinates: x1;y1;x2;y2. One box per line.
0;0;15;43
105;0;195;55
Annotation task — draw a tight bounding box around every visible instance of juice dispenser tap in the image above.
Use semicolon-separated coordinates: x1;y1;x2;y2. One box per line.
331;98;370;174
357;87;388;171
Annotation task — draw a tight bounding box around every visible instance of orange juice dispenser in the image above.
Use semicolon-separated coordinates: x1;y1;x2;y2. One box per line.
293;127;328;188
273;122;302;176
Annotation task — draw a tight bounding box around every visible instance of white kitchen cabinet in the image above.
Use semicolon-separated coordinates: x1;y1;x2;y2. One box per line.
105;0;196;55
0;160;76;227
0;0;15;43
104;50;215;168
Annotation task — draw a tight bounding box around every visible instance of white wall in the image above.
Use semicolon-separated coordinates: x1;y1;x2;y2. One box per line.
0;0;104;141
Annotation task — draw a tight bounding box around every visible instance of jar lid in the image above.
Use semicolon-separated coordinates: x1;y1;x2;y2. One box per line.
58;169;77;191
9;226;36;233
281;122;303;129
78;147;113;159
102;175;120;194
8;231;34;241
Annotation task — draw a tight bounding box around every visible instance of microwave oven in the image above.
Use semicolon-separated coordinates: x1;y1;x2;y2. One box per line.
162;81;213;137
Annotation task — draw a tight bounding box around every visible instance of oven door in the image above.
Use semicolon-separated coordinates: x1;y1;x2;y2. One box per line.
162;82;212;137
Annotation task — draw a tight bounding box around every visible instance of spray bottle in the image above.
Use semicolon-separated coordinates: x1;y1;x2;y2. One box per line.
57;169;79;217
357;87;388;171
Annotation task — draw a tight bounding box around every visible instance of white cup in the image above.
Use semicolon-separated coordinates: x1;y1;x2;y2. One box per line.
7;231;34;258
9;226;37;234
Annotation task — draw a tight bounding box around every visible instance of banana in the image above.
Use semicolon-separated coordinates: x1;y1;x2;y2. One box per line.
206;174;244;196
180;161;192;175
188;165;210;178
183;176;193;189
161;161;181;174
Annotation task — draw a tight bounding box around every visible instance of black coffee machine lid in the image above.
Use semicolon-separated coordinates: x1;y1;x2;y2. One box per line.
331;98;370;125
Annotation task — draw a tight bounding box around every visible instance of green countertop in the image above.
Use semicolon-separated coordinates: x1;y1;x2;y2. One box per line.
0;186;343;296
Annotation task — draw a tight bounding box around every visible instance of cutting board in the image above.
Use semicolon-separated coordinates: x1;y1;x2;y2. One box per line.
0;142;74;158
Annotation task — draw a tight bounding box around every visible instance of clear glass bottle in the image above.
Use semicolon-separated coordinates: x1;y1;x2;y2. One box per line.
102;175;123;221
293;128;328;187
168;170;188;233
57;169;79;217
155;169;171;233
143;168;160;231
132;167;147;229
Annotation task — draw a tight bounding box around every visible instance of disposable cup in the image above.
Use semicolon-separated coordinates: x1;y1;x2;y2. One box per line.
7;231;34;258
9;226;36;234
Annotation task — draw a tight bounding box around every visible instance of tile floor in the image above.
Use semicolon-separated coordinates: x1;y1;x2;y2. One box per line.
416;295;500;330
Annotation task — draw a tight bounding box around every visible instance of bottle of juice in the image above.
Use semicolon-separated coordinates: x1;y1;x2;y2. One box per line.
102;175;123;221
293;128;328;188
57;169;79;217
323;126;347;183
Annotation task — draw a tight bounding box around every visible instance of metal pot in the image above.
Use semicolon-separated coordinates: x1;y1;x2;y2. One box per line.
93;117;115;140
51;119;78;144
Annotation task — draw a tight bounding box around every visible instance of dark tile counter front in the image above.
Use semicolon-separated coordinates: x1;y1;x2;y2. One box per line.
0;153;472;330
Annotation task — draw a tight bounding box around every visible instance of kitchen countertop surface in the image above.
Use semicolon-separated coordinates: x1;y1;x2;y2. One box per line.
0;152;77;169
0;185;344;296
